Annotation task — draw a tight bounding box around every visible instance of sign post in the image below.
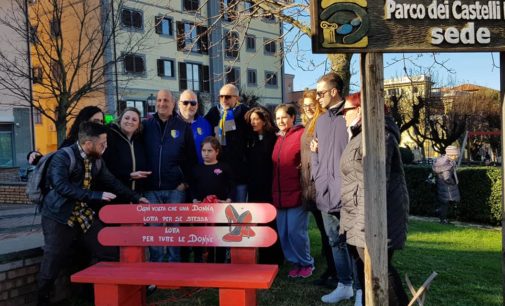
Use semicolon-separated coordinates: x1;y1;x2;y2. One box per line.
310;0;505;305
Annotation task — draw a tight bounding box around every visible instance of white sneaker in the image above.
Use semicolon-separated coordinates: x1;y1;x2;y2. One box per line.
321;283;354;303
354;289;363;306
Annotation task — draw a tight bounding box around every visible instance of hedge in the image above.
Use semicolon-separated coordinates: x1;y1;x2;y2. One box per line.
404;165;502;225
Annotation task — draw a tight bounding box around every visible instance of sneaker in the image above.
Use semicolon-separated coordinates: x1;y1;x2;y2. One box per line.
288;266;300;278
321;283;354;303
354;289;363;306
440;219;451;224
298;266;315;278
146;284;157;296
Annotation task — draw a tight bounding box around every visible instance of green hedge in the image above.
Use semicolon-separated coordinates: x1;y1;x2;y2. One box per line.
404;165;502;225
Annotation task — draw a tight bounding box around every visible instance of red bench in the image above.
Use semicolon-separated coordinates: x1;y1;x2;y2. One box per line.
71;203;279;306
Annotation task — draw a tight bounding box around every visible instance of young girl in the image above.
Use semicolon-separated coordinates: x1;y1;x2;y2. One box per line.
191;136;234;262
191;136;234;203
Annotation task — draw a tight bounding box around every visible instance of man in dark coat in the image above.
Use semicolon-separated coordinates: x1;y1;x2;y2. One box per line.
205;83;250;202
37;122;148;305
143;89;198;262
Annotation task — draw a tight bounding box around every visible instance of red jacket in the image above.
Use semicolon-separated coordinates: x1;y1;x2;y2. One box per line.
271;125;304;209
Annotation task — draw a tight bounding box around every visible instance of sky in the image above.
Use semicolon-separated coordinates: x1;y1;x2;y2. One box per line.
284;50;501;93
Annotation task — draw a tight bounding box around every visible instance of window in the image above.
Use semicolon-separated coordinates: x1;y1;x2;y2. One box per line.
225;31;239;58
264;39;276;55
33;108;42;124
50;60;61;79
246;35;255;51
32;66;42;84
0;124;14;167
119;100;146;117
244;1;253;13
155;16;173;36
222;0;238;21
50;18;60;37
247;69;257;86
157;59;175;77
29;24;38;44
225;67;240;87
262;9;276;22
183;0;199;11
265;71;277;87
121;8;143;30
178;62;210;92
123;54;145;74
176;22;208;54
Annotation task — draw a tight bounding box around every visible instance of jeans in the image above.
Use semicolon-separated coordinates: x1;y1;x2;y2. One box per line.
321;211;353;286
232;184;248;202
276;206;314;267
310;207;337;276
144;189;186;262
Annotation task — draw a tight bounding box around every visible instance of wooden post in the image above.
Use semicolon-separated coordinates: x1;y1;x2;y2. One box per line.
360;52;388;305
500;51;505;306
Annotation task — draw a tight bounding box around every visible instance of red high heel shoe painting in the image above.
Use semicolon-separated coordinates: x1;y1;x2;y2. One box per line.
222;206;255;242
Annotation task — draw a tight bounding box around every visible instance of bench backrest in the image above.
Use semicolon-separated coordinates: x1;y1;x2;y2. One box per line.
98;203;277;249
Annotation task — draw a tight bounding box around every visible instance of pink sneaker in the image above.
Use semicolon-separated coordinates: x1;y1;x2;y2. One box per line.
298;266;315;278
288;267;300;278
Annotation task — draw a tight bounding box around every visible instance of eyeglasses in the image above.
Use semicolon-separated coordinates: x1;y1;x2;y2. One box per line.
302;104;315;110
219;95;236;100
181;100;197;106
342;106;357;116
316;89;331;97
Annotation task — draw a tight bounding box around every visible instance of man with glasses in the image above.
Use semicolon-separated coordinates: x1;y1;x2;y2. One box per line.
205;83;250;202
177;89;212;165
37;122;149;305
310;73;358;304
143;89;197;262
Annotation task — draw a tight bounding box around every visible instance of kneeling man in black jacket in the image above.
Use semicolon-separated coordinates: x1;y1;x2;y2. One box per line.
37;121;149;305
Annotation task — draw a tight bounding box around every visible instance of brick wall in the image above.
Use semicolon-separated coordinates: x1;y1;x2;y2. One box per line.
0;168;22;182
0;183;29;205
0;249;41;306
0;249;70;306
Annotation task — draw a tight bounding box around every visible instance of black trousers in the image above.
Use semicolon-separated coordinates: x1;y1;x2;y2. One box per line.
310;208;337;276
348;245;410;306
38;216;118;297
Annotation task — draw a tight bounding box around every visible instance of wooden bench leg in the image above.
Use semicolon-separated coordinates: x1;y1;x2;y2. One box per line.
94;284;145;306
219;288;256;306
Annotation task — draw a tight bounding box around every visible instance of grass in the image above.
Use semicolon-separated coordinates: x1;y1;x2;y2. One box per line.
67;218;502;306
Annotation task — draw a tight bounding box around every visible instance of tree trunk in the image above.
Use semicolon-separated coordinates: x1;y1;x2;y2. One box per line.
328;54;353;97
56;121;67;146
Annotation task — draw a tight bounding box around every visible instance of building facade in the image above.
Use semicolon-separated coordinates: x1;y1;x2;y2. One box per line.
0;0;34;167
29;0;285;152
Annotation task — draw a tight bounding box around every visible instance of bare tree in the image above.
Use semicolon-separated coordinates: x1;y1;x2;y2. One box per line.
0;0;151;144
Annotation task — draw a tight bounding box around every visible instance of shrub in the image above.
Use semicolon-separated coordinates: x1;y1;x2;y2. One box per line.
400;147;414;164
404;165;502;225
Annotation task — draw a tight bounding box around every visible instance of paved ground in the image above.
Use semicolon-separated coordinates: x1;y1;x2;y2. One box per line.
0;204;43;256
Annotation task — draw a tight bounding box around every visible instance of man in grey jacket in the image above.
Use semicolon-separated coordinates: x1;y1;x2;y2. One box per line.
310;72;356;304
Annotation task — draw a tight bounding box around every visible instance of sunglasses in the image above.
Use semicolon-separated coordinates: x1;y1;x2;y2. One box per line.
219;95;235;100
342;106;358;116
181;100;197;106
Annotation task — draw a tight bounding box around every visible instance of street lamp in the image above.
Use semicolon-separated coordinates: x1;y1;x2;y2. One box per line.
147;93;156;114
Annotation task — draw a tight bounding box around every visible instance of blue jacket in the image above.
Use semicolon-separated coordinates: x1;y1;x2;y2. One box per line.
190;115;212;164
311;102;348;213
143;113;197;190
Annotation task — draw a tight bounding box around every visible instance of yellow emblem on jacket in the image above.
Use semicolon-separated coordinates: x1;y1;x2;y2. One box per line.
171;129;180;138
197;127;203;135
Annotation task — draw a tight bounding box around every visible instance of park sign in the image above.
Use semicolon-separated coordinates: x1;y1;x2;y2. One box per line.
310;0;505;53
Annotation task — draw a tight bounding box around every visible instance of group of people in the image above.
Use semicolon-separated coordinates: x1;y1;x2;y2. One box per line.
33;73;411;306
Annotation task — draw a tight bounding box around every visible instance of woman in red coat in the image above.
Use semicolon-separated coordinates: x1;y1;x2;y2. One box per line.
272;104;314;278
